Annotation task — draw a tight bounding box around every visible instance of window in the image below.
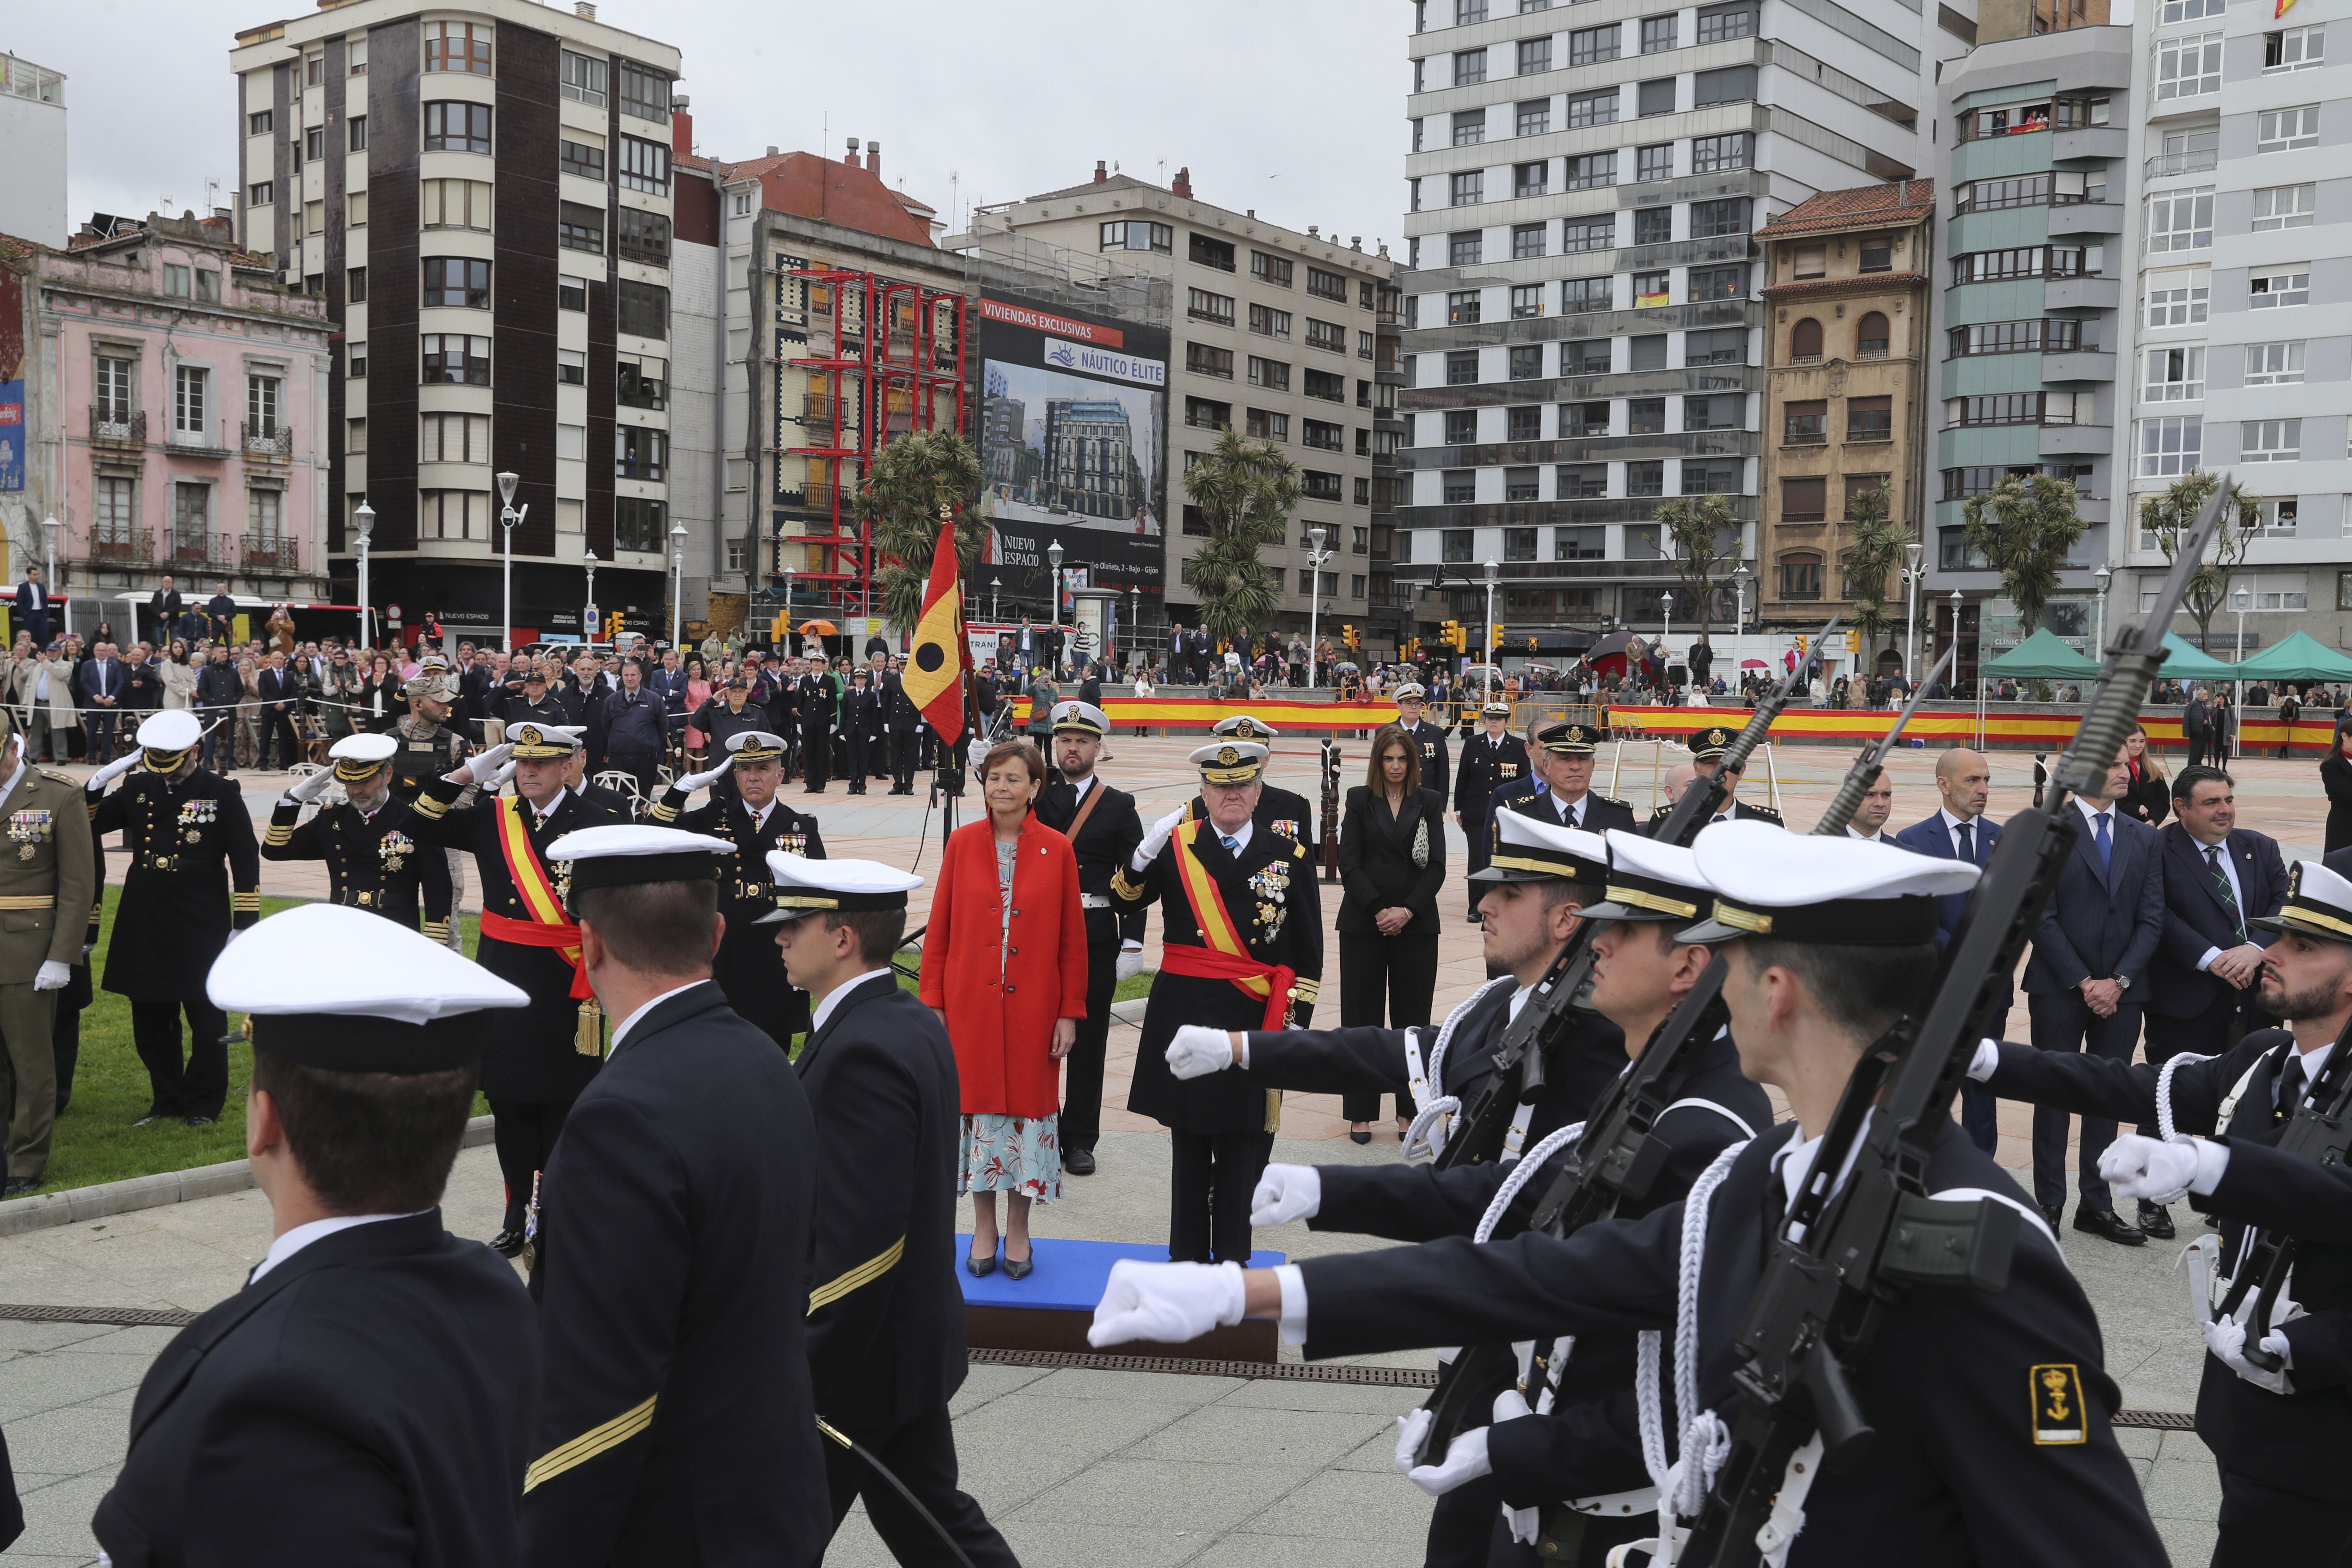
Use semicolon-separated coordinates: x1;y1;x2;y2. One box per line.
2157;33;2222;99
1628;398;1667;435
1859;239;1892;273
248;181;273;207
1446;291;1480;325
345;265;368;303
306;126;325;162
2267;24;2324;70
1511;284;1545;319
1639;77;1676;116
2254;185;2316;231
1516;99;1551;137
1507;406;1542;441
1963;101;2052;141
1442;529;1476;562
1626;462;1665;497
2259;106;2321;153
1846;395;1892;442
348;115;367;152
1691;134;1752;172
559;278;587;312
2243;419;2301;462
1564;152;1615;192
1459;0;1488;21
1569;24;1620;64
2138;415;2202;476
423;19;491;74
1510;346;1545;379
2160;0;2223;18
424;101;492;154
1101;220;1173;253
1518;37;1552;74
1561;216;1612;253
618;135;669;194
1454;48;1488;86
2146;270;2210;327
1784;401;1827;444
616;207;670;265
1692;199;1749;238
1250;251;1294;288
1246;357;1293;395
2143;346;2204;401
1307;318;1348;353
1779;553;1825;598
1640;13;1678;51
1689;265;1745;301
2252;267;2310;308
2245;341;2305;386
1856;313;1890;358
1184;288;1234;326
1693;67;1756;107
1246;409;1289;442
619;62;671;122
348;341;368;377
1562;401;1609;437
1565;87;1617;127
1686;327;1747;365
419;490;490;542
1567;339;1614;374
616;425;668;481
249;110;273;135
1632;270;1670;307
172;364;209;439
618;353;666;410
1698;2;1758;40
1444;350;1480;386
162;264;190;298
423;256;491;309
1958;174;2059;212
1514;162;1549;198
617;279;667;339
1562;277;1613;314
558;202;605;253
2249;499;2299;536
1185;397;1231;431
1450;170;1484;206
1637;144;1674;182
614;497;668;554
1504;518;1539;554
1304;419;1345;451
1449;231;1482;267
1687;459;1742;493
95;355;132;422
1953;245;2091;283
420;178;494;231
419;412;491;463
1942;466;2037;500
423;335;492;386
304;200;326;236
560;138;606;180
345;417;369;456
245;374;280;438
1188;343;1234;379
1446;410;1480;444
1558;466;1608;499
557;348;585;385
561;50;608;106
1782;478;1828;522
1250;303;1293;340
172;484;208;543
1452;109;1488;149
1513;223;1550;259
1190;233;1237;271
1954;393;2058;426
1790;318;1823;363
1684;395;1739;431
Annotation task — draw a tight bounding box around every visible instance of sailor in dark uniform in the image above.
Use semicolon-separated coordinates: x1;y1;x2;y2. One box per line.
1391;682;1451;804
1511;720;1638;835
643;729;824;1048
884;659;922;793
92;903;538;1568
264;732;454;938
763;853;1018;1568
1968;857;2352;1564
800;664;838;793
1454;699;1530;920
499;668;570;734
1115;740;1323;1265
523;824;827;1568
397;722;628;1255
1093;824;2165;1568
86;710;260;1126
1642;726;1784;831
1032;700;1147;1177
841;666;881;795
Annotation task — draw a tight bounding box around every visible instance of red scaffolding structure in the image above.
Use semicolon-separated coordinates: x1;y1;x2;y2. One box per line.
781;268;969;619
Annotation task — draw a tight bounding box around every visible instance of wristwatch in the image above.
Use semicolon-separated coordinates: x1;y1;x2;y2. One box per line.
2115;974;2132;991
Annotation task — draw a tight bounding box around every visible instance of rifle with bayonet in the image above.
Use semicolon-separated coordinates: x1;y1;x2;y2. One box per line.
1678;478;2233;1568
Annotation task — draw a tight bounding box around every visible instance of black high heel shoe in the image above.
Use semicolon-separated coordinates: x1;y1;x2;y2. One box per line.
1348;1124;1372;1145
1003;1243;1034;1281
965;1244;998;1277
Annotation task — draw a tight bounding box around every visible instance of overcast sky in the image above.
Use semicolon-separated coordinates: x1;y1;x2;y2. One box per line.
12;0;1409;251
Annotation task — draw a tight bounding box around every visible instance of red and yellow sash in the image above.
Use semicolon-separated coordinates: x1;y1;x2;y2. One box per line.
1161;821;1294;1030
483;796;602;1052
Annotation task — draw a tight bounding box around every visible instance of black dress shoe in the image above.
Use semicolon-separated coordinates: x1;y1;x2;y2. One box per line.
1002;1247;1033;1281
2040;1203;2065;1231
184;1115;217;1127
1349;1127;1372;1145
490;1229;527;1258
3;1178;37;1196
2138;1201;2177;1239
965;1248;998;1278
1064;1147;1096;1176
2073;1206;2145;1246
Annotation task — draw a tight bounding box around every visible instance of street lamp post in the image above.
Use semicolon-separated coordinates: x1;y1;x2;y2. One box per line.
2092;563;2113;657
582;549;598;646
991;576;1002;625
496;471;522;653
353;500;376;651
1482;558;1500;701
1731;562;1749;639
1948;588;1965;694
39;514;58;642
1047;539;1063;676
1128;583;1140;672
669;520;689;649
1903;542;1924;684
2233;584;2251;760
1306;525;1329;687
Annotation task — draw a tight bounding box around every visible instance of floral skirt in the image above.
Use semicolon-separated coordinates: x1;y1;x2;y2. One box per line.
959;1112;1061;1202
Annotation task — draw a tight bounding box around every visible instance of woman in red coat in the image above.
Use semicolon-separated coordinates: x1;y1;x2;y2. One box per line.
919;738;1089;1279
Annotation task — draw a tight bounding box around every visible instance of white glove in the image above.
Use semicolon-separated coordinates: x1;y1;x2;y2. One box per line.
1166;1025;1237;1080
34;960;69;992
86;752;140;791
1393;1409;1435;1476
968;738;993;773
1250;1164;1321;1226
1406;1426;1493;1498
286;769;334;804
1134;807;1185;870
1115;940;1145;983
1967;1038;2000;1081
2098;1134;2205;1204
461;743;514;786
1088;1259;1246;1348
677;754;734;793
490;760;518;792
2203;1312;2295;1394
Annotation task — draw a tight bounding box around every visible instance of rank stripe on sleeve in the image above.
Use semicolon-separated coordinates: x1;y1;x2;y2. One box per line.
807;1235;906;1315
523;1393;658;1491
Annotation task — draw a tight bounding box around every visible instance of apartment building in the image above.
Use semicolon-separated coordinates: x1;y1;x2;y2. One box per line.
229;0;686;645
1397;0;1968;654
1927;27;2131;685
0;54;68;248
963;165;1398;635
1755;181;1933;658
2118;2;2352;652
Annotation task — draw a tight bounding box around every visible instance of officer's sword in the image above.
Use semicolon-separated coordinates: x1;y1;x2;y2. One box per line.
815;1417;980;1568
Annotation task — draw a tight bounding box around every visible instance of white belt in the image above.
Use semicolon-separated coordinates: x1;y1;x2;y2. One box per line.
1081;894;1112;909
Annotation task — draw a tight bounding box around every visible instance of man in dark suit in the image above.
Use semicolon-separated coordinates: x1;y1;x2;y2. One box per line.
1893;746;2005;1152
92;904;539;1567
525;826;827;1568
76;640;123;763
1510;718;1638;836
2184;686;2214;770
144;574;182;645
765;855;1018;1567
257;651;303;769
2022;742;2166;1242
12;567;50;652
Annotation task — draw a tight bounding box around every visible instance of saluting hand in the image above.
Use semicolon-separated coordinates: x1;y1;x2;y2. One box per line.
1133;808;1185;870
677;754;734;793
455;743;513;787
86;753;139;792
285;768;335;805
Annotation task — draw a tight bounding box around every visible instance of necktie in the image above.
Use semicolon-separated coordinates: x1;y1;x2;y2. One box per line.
2278;1052;2307;1119
1220;834;1237;852
1955;819;1974;864
2205;845;2246;942
2093;811;2112;875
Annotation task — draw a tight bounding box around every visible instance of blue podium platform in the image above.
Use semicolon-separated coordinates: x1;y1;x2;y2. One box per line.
954;1236;1286;1361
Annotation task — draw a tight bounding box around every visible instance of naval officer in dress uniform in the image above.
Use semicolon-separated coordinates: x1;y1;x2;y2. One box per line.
0;711;94;1194
1642;726;1784;830
263;733;454;938
86;710;260;1127
1033;700;1146;1177
523;824;827;1568
764;853;1019;1568
1115;740;1323;1266
397;722;628;1255
1391;683;1451;805
1453;700;1529;920
643;729;826;1049
91;903;537;1568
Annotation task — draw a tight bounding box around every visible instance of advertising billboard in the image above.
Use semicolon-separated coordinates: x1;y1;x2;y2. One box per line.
974;294;1168;604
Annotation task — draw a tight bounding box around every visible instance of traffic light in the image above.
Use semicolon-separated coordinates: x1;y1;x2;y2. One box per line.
771;611;790;643
1526;636;1537;653
1342;623;1359;649
1490;622;1506;651
605;611;624;640
1439;619;1464;652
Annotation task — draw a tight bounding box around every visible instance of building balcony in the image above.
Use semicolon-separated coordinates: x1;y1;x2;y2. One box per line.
89;407;145;448
2146;149;2218;178
242;532;302;574
2053;128;2129;163
2043;351;2116;383
242;422;292;462
86;525;152;566
2048;202;2123;238
2040;423;2113;457
163;530;236;573
164;420;233;459
802;395;843;423
2045;276;2120;312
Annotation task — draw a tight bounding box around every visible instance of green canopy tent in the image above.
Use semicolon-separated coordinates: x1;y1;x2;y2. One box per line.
2156;632;2239;684
1981;628;2101;679
2230;629;2352;683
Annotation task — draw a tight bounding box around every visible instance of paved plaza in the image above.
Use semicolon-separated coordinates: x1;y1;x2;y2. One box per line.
5;732;2312;1563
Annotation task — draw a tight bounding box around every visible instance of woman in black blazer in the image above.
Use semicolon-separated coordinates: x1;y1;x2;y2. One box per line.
2324;730;2352;854
1336;722;1449;1142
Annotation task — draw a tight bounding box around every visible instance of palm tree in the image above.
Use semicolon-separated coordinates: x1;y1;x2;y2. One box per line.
1654;493;1735;634
1839;485;1906;672
2139;469;2253;652
853;430;989;632
1180;426;1298;644
1960;474;2086;643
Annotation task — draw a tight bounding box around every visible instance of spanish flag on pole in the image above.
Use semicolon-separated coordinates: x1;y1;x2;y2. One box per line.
903;508;969;745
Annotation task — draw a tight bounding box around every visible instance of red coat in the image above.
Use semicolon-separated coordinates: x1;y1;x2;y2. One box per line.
918;813;1090;1118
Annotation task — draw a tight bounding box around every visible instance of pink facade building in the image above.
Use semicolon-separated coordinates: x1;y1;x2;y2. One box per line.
0;210;331;640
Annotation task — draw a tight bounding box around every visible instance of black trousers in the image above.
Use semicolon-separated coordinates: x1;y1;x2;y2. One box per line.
1338;929;1438;1124
604;749;661;804
1061;935;1118;1154
1169;1128;1272;1265
488;1096;574;1235
2213;1467;2352;1565
1461;810;1492;918
802;729;830;790
890;728;918;790
2141;990;2248;1138
822;1400;1017;1568
263;708;301;769
2026;991;2145;1213
129;998;230;1120
845;732;871;791
51;960;89;1115
87;712;116;765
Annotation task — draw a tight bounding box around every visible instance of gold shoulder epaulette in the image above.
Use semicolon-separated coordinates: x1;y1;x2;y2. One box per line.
38;769;76;787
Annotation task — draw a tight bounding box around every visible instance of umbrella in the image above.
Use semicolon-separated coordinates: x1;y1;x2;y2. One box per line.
1335;661;1360;673
1740;658;1770;669
797;619;838;637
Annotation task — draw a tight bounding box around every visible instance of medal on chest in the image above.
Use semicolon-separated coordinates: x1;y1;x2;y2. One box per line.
6;809;51;861
1246;861;1289;937
179;797;216;843
378;830;414;874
